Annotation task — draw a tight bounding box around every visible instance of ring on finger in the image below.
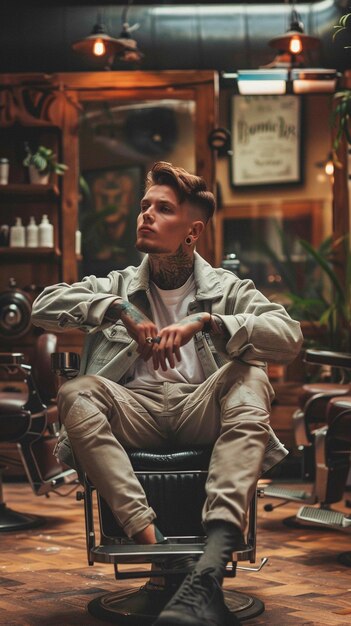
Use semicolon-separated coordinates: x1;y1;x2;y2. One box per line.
145;337;153;344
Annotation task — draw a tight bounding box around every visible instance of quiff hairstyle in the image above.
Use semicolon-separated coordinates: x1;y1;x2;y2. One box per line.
145;161;216;222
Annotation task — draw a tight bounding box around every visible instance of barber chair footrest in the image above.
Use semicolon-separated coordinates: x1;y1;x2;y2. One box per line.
35;468;77;496
264;485;315;503
91;542;205;565
0;503;44;532
88;585;265;624
297;506;351;530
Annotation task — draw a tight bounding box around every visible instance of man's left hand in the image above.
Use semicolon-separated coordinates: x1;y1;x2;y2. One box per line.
154;313;211;371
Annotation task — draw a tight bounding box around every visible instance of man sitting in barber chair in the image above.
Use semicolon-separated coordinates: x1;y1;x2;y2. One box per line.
31;162;303;626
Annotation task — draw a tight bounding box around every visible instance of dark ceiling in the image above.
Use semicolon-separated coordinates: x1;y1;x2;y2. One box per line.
1;1;348;72
24;0;324;4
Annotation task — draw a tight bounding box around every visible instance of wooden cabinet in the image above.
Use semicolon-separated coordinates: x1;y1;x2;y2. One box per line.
0;90;66;299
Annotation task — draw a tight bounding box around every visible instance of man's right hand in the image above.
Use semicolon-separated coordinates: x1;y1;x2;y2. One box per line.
107;301;160;367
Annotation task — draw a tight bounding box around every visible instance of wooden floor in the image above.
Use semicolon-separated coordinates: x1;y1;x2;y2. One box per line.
0;481;350;626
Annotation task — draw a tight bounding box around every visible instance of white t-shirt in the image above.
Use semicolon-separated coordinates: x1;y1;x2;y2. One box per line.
126;275;205;388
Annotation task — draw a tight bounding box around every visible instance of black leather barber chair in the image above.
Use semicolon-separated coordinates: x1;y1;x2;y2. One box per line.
294;352;351;547
0;333;77;531
52;352;268;625
265;349;351;529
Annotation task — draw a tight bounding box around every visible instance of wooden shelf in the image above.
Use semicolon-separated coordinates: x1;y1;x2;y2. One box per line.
0;247;61;258
0;183;59;198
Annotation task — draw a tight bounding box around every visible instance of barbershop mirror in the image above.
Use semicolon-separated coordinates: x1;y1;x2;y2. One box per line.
78;98;195;277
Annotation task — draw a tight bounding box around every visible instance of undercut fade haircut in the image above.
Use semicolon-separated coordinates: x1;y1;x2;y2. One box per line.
145;161;216;222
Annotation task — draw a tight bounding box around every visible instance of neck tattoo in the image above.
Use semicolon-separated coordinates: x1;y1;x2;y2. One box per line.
149;246;194;289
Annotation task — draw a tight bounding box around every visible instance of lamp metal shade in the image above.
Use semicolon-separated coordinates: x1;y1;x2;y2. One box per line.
72;33;129;56
269;30;320;52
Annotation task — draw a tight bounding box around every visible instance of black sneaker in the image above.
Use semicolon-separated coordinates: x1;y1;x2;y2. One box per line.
153;566;239;626
153;538;198;576
145;554;198;592
160;554;198;575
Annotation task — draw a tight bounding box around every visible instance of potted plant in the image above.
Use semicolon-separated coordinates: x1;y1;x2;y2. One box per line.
260;228;351;353
23;142;68;184
331;11;351;156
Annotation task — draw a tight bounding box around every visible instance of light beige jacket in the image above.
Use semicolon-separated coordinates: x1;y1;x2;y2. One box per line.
32;252;303;473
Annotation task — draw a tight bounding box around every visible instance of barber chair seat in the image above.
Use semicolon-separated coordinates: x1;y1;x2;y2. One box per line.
264;350;351;530
0;333;77;531
52;352;267;625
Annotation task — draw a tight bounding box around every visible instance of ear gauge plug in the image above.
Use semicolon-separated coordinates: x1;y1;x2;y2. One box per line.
185;235;194;245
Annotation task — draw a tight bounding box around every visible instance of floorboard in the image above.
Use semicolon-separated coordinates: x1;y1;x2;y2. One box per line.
0;481;350;626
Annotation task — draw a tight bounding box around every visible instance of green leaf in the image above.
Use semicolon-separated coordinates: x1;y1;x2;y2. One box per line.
79;175;91;199
299;239;345;303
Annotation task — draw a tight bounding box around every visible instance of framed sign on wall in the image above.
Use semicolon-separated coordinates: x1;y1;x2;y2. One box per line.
231;95;302;187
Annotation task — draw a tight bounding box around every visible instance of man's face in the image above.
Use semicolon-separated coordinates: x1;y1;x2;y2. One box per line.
136;184;195;255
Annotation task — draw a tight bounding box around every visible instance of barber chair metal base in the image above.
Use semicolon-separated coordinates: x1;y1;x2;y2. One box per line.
0;467;45;532
88;584;265;624
0;501;44;532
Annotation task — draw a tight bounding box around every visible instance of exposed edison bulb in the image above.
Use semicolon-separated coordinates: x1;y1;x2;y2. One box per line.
289;35;303;55
93;38;106;56
325;160;334;177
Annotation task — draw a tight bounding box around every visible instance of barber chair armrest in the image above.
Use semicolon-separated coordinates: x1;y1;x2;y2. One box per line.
292;408;312;447
0;352;25;366
305;350;351;370
0;352;46;414
51;352;80;379
0;352;29;384
293;388;346;446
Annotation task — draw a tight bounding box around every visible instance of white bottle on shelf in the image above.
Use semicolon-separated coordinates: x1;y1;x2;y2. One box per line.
38;214;54;248
26;216;39;247
75;229;82;256
9;217;25;247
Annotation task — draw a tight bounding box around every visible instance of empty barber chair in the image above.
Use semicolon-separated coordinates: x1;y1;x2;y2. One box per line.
265;349;351;528
294;351;351;549
0;333;77;531
52;352;268;625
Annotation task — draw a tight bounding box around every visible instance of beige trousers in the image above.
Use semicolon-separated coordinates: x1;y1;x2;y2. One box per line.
58;361;274;538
